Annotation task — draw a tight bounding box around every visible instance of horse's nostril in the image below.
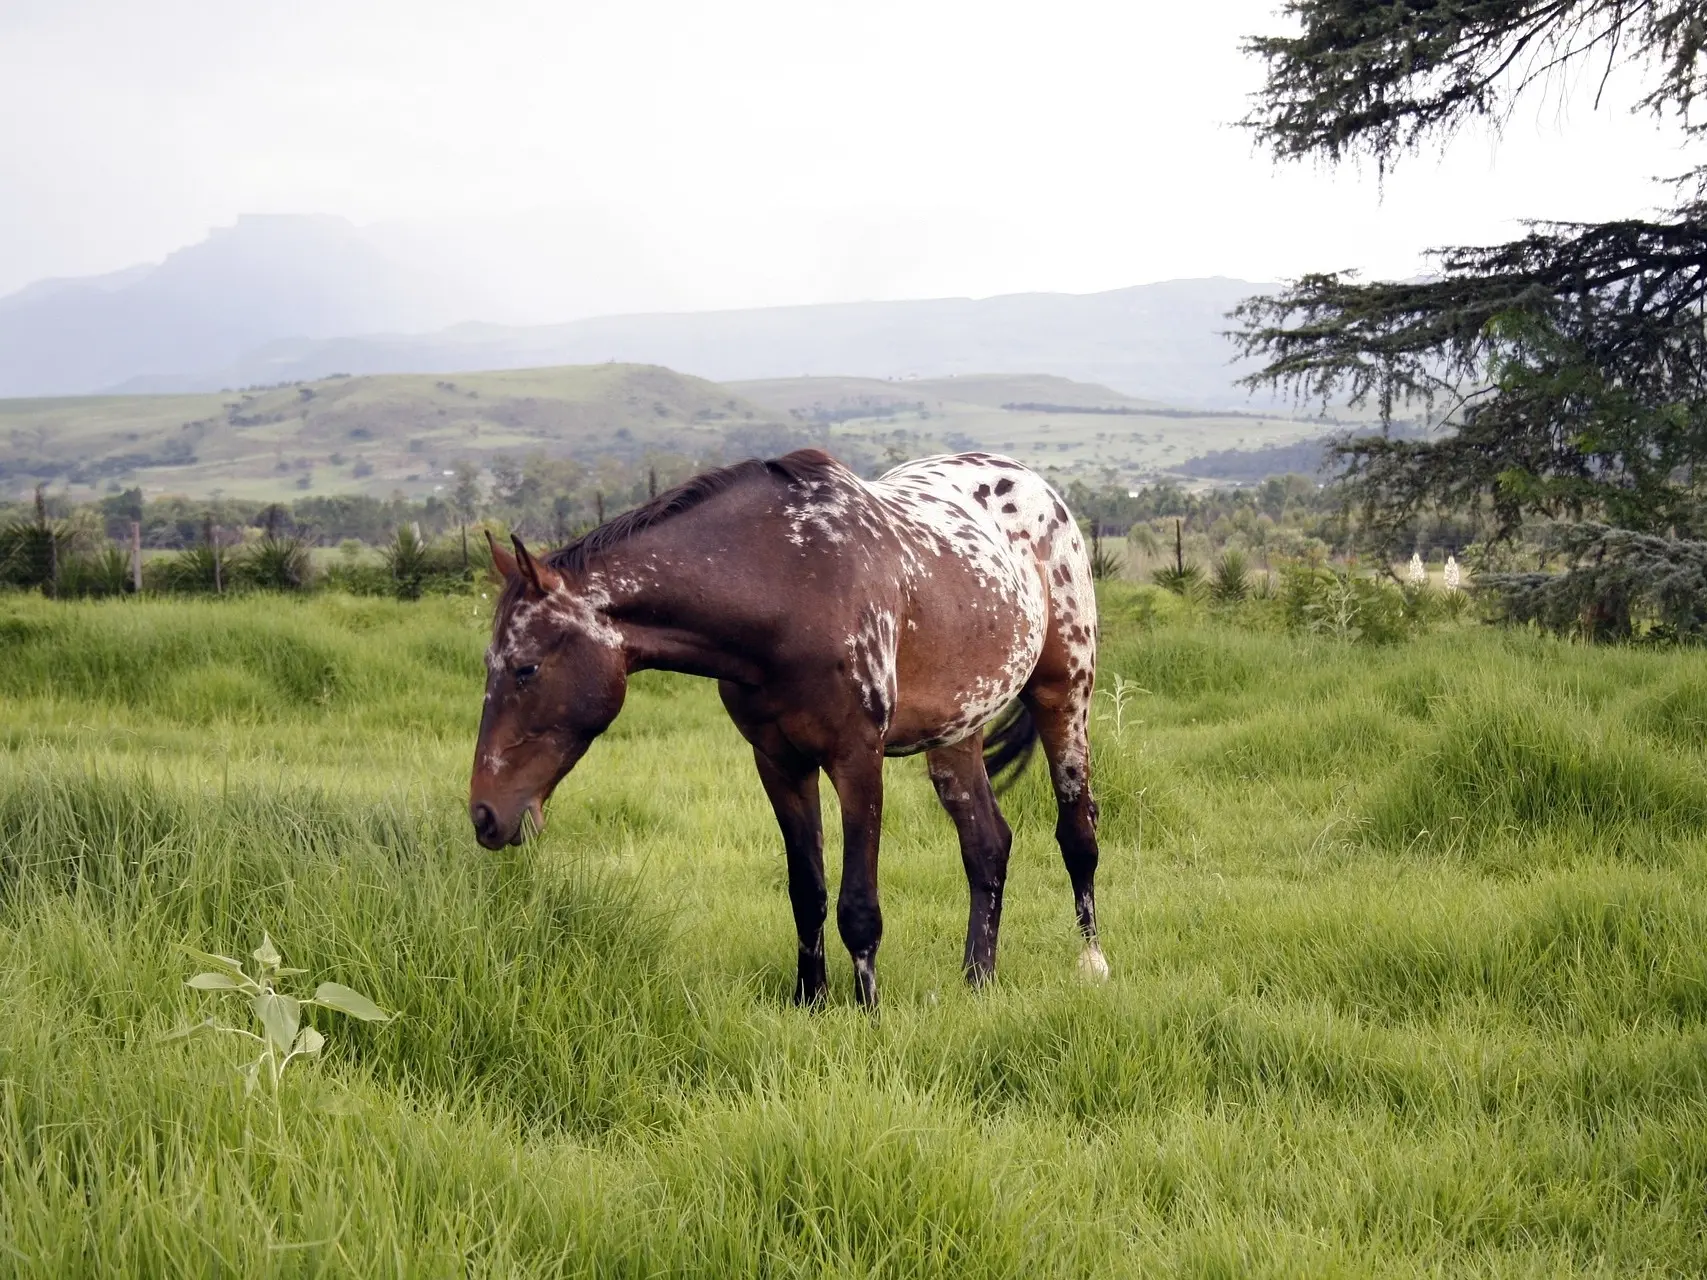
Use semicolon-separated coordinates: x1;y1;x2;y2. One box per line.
471;802;498;839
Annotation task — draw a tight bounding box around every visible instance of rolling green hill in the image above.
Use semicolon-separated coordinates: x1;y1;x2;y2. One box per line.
733;373;1338;484
2;365;1347;505
0;364;788;503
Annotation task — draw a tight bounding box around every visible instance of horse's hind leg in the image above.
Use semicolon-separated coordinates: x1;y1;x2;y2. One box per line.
825;748;886;1008
1024;680;1108;981
752;746;829;1005
925;736;1013;985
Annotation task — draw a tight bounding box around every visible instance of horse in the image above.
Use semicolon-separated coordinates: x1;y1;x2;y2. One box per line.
469;448;1105;1007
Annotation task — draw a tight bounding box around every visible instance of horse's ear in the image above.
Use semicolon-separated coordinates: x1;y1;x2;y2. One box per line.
511;535;561;597
486;529;518;581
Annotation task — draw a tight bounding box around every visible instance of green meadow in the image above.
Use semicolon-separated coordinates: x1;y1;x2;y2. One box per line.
4;588;1707;1275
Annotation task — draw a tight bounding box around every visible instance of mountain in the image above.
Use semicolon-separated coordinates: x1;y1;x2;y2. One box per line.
0;214;1277;405
0;216;466;398
126;277;1276;408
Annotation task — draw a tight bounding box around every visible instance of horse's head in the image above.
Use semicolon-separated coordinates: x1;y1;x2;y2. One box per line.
469;533;627;849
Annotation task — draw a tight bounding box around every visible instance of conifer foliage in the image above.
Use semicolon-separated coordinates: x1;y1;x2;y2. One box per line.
1235;3;1707;632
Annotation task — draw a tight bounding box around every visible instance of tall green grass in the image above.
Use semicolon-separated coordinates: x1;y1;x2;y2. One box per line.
4;592;1707;1274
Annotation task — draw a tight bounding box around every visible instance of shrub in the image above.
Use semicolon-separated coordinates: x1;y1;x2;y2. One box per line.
57;545;132;597
160;542;232;594
0;521;60;590
236;535;313;591
1152;563;1205;599
1279;563;1419;644
382;526;468;600
1478;523;1707;642
1209;550;1250;606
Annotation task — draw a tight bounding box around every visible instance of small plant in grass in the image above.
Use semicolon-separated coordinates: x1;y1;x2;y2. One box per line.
165;932;391;1100
1096;672;1148;738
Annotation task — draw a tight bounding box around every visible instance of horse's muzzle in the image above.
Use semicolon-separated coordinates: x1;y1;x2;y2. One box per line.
469;797;544;849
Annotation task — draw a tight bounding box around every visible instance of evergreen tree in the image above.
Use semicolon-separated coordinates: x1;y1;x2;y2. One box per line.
1235;2;1707;547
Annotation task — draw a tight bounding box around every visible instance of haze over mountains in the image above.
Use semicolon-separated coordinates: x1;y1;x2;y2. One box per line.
0;215;1277;409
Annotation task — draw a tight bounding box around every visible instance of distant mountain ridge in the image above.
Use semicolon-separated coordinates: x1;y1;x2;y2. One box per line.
0;216;464;398
0;215;1278;407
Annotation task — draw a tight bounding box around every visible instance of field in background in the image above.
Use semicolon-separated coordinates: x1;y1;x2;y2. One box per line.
735;373;1336;486
5;590;1707;1274
2;365;1346;508
0;364;785;504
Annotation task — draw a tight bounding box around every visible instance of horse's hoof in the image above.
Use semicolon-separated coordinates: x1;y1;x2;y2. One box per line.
1077;945;1110;983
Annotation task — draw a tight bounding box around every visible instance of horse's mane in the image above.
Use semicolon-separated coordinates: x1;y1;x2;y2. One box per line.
541;447;839;578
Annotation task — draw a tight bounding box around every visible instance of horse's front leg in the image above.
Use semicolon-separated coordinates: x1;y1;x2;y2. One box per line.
751;745;828;1005
826;749;886;1008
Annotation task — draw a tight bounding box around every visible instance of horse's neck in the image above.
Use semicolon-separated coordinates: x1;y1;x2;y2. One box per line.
581;542;764;685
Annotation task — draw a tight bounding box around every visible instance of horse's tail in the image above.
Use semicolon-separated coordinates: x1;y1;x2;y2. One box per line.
983;701;1038;792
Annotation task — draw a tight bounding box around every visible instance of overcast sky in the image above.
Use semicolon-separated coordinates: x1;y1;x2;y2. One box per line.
2;0;1699;320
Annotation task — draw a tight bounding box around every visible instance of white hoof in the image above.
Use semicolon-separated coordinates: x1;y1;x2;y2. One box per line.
1077;945;1110;983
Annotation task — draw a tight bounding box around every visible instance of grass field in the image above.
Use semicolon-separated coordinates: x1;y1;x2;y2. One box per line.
3;366;1340;507
4;589;1707;1275
0;364;779;504
734;374;1336;488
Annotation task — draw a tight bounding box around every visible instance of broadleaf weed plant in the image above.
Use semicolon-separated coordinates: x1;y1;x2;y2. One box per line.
1097;672;1148;738
164;932;392;1104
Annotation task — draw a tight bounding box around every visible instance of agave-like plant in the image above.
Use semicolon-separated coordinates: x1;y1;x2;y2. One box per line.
1151;562;1205;599
239;534;313;591
165;542;230;593
384;524;437;600
1209;549;1249;605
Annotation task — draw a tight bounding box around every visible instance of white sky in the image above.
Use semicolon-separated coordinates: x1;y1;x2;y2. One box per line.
1;0;1699;319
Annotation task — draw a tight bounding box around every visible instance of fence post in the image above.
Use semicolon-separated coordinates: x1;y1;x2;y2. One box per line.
131;521;142;593
34;484;56;598
204;516;222;595
596;492;605;524
649;468;657;499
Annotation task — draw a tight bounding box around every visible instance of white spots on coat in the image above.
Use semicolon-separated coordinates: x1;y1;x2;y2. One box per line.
776;451;1098;759
783;478;854;547
846;607;899;729
488;572;627;676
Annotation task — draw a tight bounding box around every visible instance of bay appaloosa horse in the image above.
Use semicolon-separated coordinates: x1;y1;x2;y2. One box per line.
469;448;1104;1007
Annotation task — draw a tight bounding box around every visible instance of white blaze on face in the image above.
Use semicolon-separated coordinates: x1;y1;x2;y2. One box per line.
489;574;625;677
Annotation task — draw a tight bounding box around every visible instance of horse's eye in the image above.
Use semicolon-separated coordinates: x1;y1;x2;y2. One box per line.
513;664;539;684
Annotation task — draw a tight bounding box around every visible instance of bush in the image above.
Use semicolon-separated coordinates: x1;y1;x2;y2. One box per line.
57;545;132;598
1152;563;1205;599
1279;563;1420;645
382;526;469;600
236;535;313;591
158;543;233;594
1478;523;1707;642
0;521;60;590
1209;550;1250;605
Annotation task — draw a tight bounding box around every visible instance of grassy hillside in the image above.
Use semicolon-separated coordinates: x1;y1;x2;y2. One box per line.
4;589;1707;1273
0;364;785;504
734;372;1336;484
